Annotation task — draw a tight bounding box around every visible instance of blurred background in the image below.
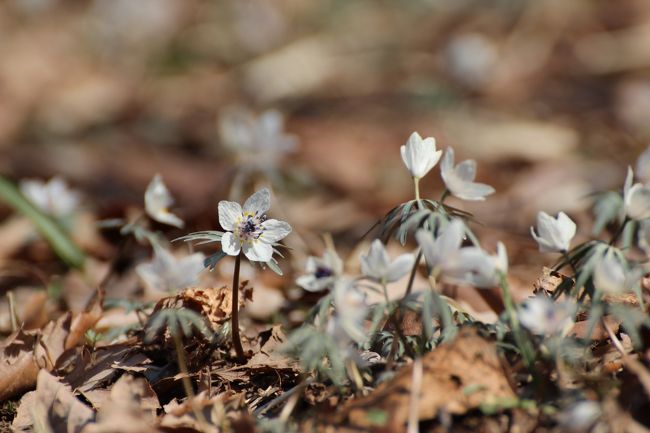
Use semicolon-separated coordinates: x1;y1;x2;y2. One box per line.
1;0;650;318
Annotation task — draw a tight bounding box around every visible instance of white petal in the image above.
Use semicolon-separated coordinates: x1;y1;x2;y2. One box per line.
626;184;650;220
385;254;415;282
145;175;184;228
243;188;271;214
261;219;292;243
243;241;273;262
636;146;650;183
454;159;477;182
624;166;634;200
221;232;241;256
452;182;495;201
218;200;242;231
440;147;455;180
361;240;389;280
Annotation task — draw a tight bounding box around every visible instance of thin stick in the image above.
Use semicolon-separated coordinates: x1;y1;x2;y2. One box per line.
407;358;423;433
231;253;246;362
8;291;18;331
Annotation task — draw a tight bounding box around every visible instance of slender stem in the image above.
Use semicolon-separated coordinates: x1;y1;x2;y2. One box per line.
404;250;423;298
561;250;578;278
499;274;535;369
413;177;421;202
440;189;450;204
609;217;630;246
8;291;18;331
231;253;245;362
172;332;209;430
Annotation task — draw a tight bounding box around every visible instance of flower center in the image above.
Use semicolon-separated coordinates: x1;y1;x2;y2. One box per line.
315;266;333;279
237;212;266;242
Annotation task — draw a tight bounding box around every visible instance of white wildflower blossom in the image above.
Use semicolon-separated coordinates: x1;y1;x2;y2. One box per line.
400;132;442;180
20;176;80;217
219;108;297;170
328;279;367;345
136;245;205;294
415;219;465;275
455;242;508;289
518;295;576;336
360;239;414;284
441;147;495;201
593;252;640;294
296;250;343;292
530;211;577;253
144;174;184;228
623;167;650;221
636;145;650;184
218;188;291;263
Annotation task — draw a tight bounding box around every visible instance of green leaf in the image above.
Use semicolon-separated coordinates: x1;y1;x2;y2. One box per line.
204;251;227;270
0;176;85;268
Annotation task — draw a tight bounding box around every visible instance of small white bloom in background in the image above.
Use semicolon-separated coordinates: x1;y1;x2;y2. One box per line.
558;401;601;433
400;132;442;180
593;252;639;294
456;242;509;289
219;188;291;263
416;219;465;275
219;108;297;170
360;239;414;284
636;145;650;184
136;245;205;295
20;176;81;217
518;295;576;336
623;167;650;221
329;279;368;345
445;33;498;90
530;211;577;253
144;174;184;228
440;147;495;201
296;250;344;292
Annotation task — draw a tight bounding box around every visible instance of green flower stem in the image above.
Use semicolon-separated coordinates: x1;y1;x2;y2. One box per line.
499;273;535;369
413;177;421;202
231;253;246;362
0;176;85;269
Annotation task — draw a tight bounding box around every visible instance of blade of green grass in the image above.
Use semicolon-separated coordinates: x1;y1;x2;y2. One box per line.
0;176;85;269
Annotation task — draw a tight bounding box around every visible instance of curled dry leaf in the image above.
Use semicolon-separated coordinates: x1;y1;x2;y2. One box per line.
12;369;94;433
337;327;515;432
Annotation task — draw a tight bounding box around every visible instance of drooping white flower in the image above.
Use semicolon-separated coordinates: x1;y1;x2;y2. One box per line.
296;250;343;292
623;167;650;221
329;279;367;345
360;239;414;284
136;245;205;295
20;176;80;217
415;219;465;275
455;242;508;289
530;211;577;253
218;188;291;263
144;174;184;228
636;145;650;184
219;108;297;170
400;132;442;179
593;252;639;294
518;295;576;336
441;147;495;201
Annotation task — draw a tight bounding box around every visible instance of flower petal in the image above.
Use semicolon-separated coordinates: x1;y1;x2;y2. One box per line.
243;188;271;214
218;200;242;231
386;254;415;282
243;241;273;262
454;159;477;182
260;219;292;243
221;232;241;256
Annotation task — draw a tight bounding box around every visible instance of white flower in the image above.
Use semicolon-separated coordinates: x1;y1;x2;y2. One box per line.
218;188;291;262
219;108;297;170
329;279;367;345
624;167;650;220
20;176;80;217
136;245;205;295
636;145;650;183
296;250;343;292
558;401;601;433
518;295;576;336
400;132;442;179
416;219;466;275
593;252;639;294
144;174;184;228
638;220;650;256
441;147;495;201
360;239;414;284
455;242;508;288
530;211;577;253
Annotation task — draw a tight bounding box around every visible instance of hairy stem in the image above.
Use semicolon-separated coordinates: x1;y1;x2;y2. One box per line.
231;253;245;362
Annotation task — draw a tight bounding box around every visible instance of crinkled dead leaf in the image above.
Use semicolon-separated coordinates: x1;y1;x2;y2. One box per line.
159;391;227;433
337;327;515;432
12;369;94;433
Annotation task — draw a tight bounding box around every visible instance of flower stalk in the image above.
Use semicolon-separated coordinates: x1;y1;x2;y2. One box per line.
231;253;245;362
499;273;535;369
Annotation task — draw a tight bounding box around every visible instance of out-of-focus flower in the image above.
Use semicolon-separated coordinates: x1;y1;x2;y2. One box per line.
636;145;650;184
297;250;343;292
144;174;184;228
638;220;650;256
219;108;297;171
518;295;576;336
593;252;639;294
455;242;508;288
400;132;442;180
416;219;465;275
219;188;291;263
624;167;650;221
20;176;81;217
558;401;601;433
136;245;205;295
445;33;498;90
360;239;414;284
530;211;577;253
328;279;367;345
441;147;495;201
